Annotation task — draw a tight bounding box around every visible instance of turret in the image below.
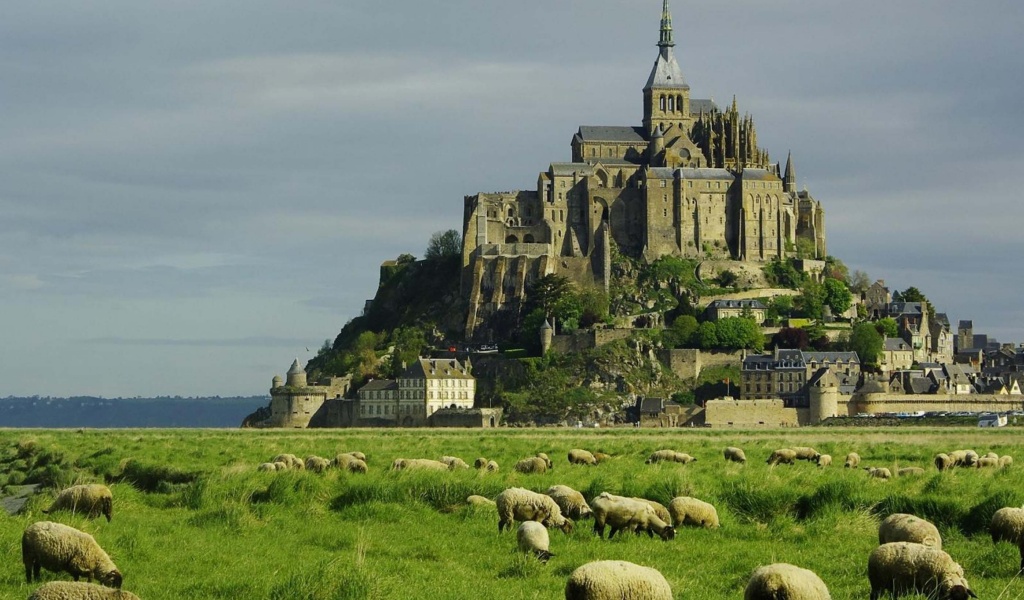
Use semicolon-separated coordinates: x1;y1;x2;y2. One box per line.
648;124;665;166
271;374;283;389
539;319;553;355
285;358;307;387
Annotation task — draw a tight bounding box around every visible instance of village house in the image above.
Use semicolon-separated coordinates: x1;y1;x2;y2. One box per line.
741;349;859;407
703;299;766;324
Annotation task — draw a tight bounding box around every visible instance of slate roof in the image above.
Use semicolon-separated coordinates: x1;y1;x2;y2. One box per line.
679;168;735;181
739;168;780;182
959;320;973;329
647;167;676;179
888;302;924;317
359;379;398;392
909;377;935;394
708;299;766;310
691;98;718;114
884;338;911;352
644;47;690;90
933;313;950;328
576;126;647;143
403;358;474;380
549;163;595;177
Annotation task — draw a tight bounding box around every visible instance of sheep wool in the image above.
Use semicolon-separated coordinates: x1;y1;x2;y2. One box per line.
984;452;999;460
816;454;832;468
999;455;1013;468
496;487;573;534
867;467;892;480
22;521;122;588
271;453;303;470
591;493;674;541
767;449;797;466
668;496;720;529
567;449;598;466
536;453;553;468
484;460;500;472
792;447;821;461
724;447;747;463
934;454;953;471
304;456;330;473
256;462;278;472
897;467;925;477
844;452;861;468
440;456;470;470
976;456;998;468
391;458;448;471
474;457;489;469
990;506;1024;571
546;485;593;519
593;452;612;463
745;563;831;600
466;495;496;507
645;450;695;464
516;521;553;562
27;581;140;600
514;457;548;474
43;484;114;522
878;513;942;549
333;454;368;473
564;560;672;600
867;542;976;600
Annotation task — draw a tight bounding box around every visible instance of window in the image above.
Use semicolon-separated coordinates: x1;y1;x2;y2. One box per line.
660;96;666;111
660;180;666;188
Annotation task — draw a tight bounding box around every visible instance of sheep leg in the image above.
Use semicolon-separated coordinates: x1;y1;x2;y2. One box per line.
1018;544;1024;572
593;522;605;539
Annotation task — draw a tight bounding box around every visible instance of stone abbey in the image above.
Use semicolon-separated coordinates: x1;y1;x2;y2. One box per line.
461;1;827;338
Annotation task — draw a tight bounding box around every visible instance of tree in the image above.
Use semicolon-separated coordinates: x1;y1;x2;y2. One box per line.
663;315;699;348
848;270;871;294
874;317;899;339
696;321;719;349
716;269;738;288
425;229;462;260
823;278;853;316
525;274;573;318
897;286;934;316
824;256;849;282
714;317;764;351
796;237;817;259
849;322;883;366
771;327;810;350
796;280;825;320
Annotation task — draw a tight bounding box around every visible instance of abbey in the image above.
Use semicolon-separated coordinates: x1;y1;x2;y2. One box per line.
461;1;826;338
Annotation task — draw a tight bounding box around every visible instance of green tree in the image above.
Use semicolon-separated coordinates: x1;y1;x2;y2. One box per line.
824;256;849;282
553;292;583;332
796;280;825;320
796;237;817;259
762;259;805;289
716;269;738;288
874;317;899;339
712;317;764;352
823;278;853;316
525;274;572;318
424;229;462;260
387;326;427;377
696;321;719;349
848;269;871;294
578;289;611;328
664;315;699;348
849;322;883;366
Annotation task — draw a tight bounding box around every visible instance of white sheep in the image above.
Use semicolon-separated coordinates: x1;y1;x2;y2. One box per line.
990;506;1024;572
536;452;553;468
256;462;278;472
816;454;832;468
897;467;925;476
792;446;821;461
1000;455;1014;468
271;453;304;470
591;493;674;541
484;460;500;472
724;447;747;463
332;453;368;473
568;449;598;466
304;456;330;473
934;454;953;471
984;452;999;460
976;456;998;468
564;560;672;600
474;457;489;469
645;450;696;464
27;581;141;600
878;513;942;549
495;487;573;534
767;448;797;466
845;452;861;468
43;484;114;522
391;458;448;471
22;521;122;588
440;456;470;470
867;467;892;480
272;461;289;471
466;495;496;507
744;563;831;600
867;541;976;600
668;496;720;529
546;485;593;519
514;456;548;474
340;451;366;462
593;452;612;463
516;521;553;563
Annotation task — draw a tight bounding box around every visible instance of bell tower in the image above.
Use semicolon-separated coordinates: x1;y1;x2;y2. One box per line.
643;0;692;136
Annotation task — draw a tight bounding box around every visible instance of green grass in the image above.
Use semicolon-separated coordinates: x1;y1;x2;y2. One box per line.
2;427;1024;599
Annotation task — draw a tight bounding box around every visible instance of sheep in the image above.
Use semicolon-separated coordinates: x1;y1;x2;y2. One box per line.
391;458;448;471
341;451;367;462
537;453;553;469
516;521;553;563
668;496;720;529
333;453;368;473
878;513;942;549
792;446;821;461
514;456;548;474
816;454;832;468
22;521;122;588
637;499;671;525
934;454;953;471
767;448;797;466
867;541;976;600
484;460;500;472
546;485;593;519
495;487;573;534
304;456;330;473
645;450;696;464
989;506;1024;571
27;581;141;600
440;456;470;470
271;453;303;470
474;457;489;469
1000;455;1013;468
724;447;747;463
897;467;925;477
466;495;496;507
867;467;892;480
976;456;999;468
564;560;673;600
257;462;278;472
963;450;980;467
43;485;113;522
590;492;674;541
593;452;612;463
744;563;831;600
568;449;598;466
984;452;999;460
845;452;861;468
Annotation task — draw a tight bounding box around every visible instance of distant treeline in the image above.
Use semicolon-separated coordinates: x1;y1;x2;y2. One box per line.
0;396;269;428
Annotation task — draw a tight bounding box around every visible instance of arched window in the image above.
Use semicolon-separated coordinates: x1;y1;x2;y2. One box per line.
505;235;518;243
523;234;535;243
660;95;666;111
677;95;683;112
668;96;674;112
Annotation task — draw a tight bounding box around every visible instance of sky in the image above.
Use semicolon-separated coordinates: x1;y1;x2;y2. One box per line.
2;1;1022;398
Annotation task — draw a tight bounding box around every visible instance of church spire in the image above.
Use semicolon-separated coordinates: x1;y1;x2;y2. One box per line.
658;0;675;50
784;151;797;193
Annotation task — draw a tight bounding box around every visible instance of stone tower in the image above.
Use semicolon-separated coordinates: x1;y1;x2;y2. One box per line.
539;319;553;355
285;358;307;387
783;151;797;193
808;369;839;424
643;0;691;134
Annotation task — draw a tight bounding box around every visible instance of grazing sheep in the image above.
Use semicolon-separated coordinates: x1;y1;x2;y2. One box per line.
593;452;612;463
990;506;1024;571
879;513;942;549
568;449;598;466
474;457;489;469
934;454;953;471
976;456;998;468
1000;455;1013;468
27;581;140;600
341;451;367;462
257;462;278;472
724;447;747;463
466;495;496;507
744;563;831;600
897;467;925;477
845;452;861;469
272;461;289;471
546;485;593;519
440;456;470;470
484;460;500;472
564;560;672;600
816;454;832;468
391;458;449;471
514;456;549;474
590;493;674;541
963;450;980;467
767;448;797;466
22;521;122;588
792;447;821;461
984;452;999;460
43;485;114;522
333;453;368;473
668;496;720;529
867;542;976;600
645;450;696;464
495;487;573;534
636;499;671;525
536;453;553;469
867;467;892;480
304;456;330;473
271;453;304;470
517;521;553;563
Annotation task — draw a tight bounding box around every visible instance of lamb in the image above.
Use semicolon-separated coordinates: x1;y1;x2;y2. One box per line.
867;467;892;480
744;563;831;600
391;458;448;471
724;447;747;463
637;499;671;525
816;454;832;468
867;541;976;600
590;492;674;541
767;448;797;466
792;446;821;461
273;461;289;471
22;521;122;588
976;456;998;468
878;513;942;549
440;456;470;470
963;450;980;467
43;484;114;522
1000;455;1013;468
897;467;925;477
304;456;330;473
466;495;496;507
564;560;673;600
989;506;1024;571
845;452;861;468
668;496;720;529
645;449;696;464
27;581;141;600
341;451;367;462
934;454;953;471
568;449;598;466
495;487;573;534
514;456;548;474
545;485;593;519
473;457;500;471
516;521;553;563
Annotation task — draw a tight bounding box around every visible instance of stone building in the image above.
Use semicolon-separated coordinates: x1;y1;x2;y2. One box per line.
356;357;476;426
268;359;351;428
741;349;860;408
704;299;766;324
461;0;827;339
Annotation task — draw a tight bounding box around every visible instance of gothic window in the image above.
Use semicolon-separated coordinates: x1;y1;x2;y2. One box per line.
660;95;666;111
677;95;683;111
668;96;674;111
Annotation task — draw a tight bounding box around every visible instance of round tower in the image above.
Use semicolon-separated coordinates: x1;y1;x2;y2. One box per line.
539;319;553;355
271;374;283;389
649;125;666;166
285;358;307;387
808;370;839;424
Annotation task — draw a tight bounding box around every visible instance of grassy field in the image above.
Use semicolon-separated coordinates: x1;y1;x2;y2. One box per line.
1;427;1023;599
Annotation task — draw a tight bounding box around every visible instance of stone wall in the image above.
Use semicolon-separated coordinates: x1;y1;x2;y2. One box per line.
847;394;1024;416
659;348;744;381
704;397;806;427
550;328;634;354
430;407;503;428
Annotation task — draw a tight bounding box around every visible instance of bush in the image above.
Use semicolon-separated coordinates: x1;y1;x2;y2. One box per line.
116;460;200;493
